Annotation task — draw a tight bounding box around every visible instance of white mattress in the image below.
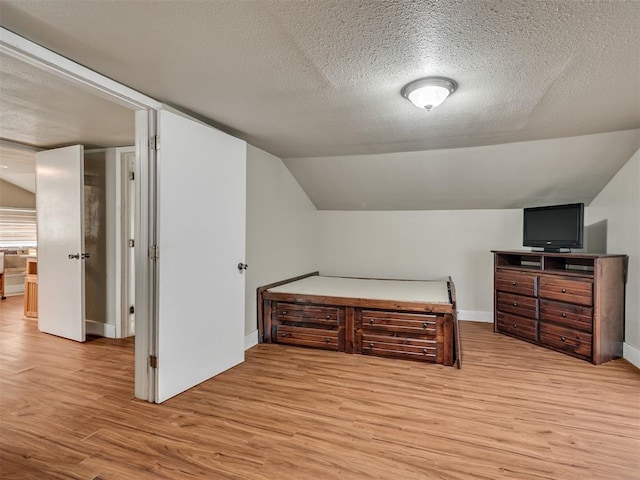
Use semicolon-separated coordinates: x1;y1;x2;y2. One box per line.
268;276;451;304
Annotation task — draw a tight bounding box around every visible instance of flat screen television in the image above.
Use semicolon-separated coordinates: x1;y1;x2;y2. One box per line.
523;203;584;252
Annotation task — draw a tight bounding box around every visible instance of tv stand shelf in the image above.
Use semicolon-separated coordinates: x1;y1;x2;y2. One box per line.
492;250;627;364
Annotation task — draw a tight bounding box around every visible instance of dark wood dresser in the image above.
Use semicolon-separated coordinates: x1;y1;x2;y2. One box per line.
493;250;627;364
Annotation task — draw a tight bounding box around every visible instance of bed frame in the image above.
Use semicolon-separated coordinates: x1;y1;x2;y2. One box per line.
258;272;460;368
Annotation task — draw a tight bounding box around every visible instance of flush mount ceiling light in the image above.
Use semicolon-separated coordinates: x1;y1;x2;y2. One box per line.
401;77;457;111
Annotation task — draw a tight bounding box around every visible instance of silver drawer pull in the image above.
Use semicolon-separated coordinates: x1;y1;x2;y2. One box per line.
281;332;288;337
513;302;518;307
325;315;331;319
512;281;517;286
369;319;375;324
512;324;517;328
325;338;331;343
423;322;429;328
561;288;566;293
561;313;567;318
369;342;374;348
561;336;566;342
422;348;428;354
282;311;288;315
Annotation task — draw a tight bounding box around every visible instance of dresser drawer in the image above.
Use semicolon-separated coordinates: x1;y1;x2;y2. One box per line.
496;312;537;342
276;303;340;326
496;292;537;319
539;323;592;360
361;332;437;362
361;310;437;336
539;299;593;333
495;271;538;297
276;325;341;350
539;277;593;306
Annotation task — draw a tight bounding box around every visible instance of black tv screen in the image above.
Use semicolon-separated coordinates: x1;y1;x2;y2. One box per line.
523;203;584;251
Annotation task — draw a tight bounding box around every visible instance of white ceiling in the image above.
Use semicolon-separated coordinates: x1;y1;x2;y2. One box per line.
1;0;638;159
0;1;638;210
0;52;135;149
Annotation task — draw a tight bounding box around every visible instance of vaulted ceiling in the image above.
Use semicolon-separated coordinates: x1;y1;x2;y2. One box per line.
0;0;639;209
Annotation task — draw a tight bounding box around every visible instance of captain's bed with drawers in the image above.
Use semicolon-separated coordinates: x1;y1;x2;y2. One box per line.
258;272;461;368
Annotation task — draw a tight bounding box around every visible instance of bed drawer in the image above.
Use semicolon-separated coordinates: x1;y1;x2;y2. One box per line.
361;310;437;336
276;303;340;326
539;322;592;360
495;271;538;297
496;312;537;342
539;277;593;306
539;299;593;333
275;325;341;351
496;292;537;319
361;333;437;362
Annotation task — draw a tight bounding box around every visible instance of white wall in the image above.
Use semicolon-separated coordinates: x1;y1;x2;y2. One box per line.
316;209;523;320
245;145;318;335
587;149;640;364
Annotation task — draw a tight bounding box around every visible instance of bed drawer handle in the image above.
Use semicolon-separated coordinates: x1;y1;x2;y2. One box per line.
422;348;428;354
325;338;331;343
561;336;566;342
513;302;518;307
423;322;429;328
369;319;375;324
325;315;332;319
282;311;288;315
561;288;566;293
512;324;517;328
511;281;517;286
281;332;288;337
369;342;374;348
561;313;567;318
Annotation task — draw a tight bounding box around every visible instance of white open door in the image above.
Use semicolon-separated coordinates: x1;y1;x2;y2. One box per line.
36;145;86;342
155;109;246;402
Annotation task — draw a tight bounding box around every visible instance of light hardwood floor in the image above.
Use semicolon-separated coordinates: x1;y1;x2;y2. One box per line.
1;294;639;480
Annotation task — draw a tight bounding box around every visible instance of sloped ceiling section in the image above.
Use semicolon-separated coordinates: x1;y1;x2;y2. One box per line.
0;1;638;158
0;143;36;192
284;129;640;210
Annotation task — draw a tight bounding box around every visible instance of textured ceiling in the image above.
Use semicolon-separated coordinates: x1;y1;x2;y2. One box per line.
0;52;135;149
284;129;640;210
0;0;638;159
0;1;638;212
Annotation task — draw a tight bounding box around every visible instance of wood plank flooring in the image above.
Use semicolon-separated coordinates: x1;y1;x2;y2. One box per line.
1;294;639;479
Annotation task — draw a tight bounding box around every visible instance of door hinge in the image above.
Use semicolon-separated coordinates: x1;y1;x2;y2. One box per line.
129;239;135;248
149;245;159;260
149;355;158;369
149;135;159;151
129;171;135;181
129;305;135;314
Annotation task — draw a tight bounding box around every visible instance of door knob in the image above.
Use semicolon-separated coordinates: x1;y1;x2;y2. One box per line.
237;262;248;273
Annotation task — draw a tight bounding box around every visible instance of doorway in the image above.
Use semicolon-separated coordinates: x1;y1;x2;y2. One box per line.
2;27;249;404
0;28;159;401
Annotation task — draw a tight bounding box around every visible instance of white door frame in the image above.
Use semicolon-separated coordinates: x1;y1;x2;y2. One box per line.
118;147;137;338
0;27;161;402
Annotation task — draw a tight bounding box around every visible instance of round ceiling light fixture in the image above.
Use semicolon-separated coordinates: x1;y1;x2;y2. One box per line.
401;77;457;111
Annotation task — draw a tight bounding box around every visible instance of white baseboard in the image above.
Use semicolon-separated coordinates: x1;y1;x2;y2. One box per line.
458;310;493;323
244;329;259;350
86;320;116;338
623;342;640;369
4;284;24;295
